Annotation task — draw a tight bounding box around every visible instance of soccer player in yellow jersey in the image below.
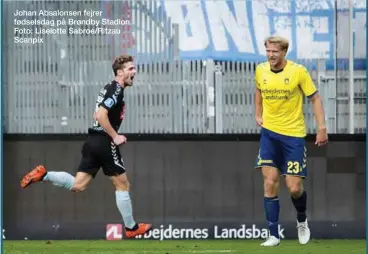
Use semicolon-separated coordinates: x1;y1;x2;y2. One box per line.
254;36;328;247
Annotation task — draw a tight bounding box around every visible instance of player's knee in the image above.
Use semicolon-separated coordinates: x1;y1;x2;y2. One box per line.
288;184;303;198
286;176;304;197
263;178;279;196
116;180;130;191
72;172;92;192
111;174;130;191
72;183;87;192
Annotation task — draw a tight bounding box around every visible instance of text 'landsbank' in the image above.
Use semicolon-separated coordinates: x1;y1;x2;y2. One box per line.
131;224;285;241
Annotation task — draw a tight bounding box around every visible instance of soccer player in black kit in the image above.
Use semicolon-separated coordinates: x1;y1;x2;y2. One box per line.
20;54;152;238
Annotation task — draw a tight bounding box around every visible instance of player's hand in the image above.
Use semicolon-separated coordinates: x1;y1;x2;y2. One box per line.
113;135;127;146
255;116;263;127
315;126;328;146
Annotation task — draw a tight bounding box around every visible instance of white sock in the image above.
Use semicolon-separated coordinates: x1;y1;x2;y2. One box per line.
115;191;137;229
43;172;75;190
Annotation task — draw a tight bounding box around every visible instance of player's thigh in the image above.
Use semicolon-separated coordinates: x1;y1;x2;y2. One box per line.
280;136;307;178
77;139;102;179
255;128;282;170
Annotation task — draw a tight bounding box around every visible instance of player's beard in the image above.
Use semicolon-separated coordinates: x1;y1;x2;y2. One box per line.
124;75;134;86
268;57;276;65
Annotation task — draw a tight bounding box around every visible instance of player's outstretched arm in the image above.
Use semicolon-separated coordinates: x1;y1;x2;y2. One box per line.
309;93;328;146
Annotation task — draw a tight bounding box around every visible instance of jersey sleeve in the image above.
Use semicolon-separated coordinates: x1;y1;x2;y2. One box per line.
255;65;261;90
99;86;117;111
299;66;317;97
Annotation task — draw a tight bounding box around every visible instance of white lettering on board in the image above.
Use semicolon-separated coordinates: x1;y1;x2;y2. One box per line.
164;1;209;51
296;16;330;58
251;1;271;56
205;0;255;53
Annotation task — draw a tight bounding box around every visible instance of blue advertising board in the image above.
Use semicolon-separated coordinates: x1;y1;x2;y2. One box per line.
102;0;366;70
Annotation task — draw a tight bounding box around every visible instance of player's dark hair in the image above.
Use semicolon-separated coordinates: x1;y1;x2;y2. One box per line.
112;54;134;76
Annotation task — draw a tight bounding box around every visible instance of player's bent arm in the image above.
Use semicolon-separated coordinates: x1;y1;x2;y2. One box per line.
309;92;327;131
94;106;119;139
255;88;263;118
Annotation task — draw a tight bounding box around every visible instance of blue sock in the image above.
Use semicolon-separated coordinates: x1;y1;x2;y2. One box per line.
264;196;280;238
115;191;137;230
43;172;75;190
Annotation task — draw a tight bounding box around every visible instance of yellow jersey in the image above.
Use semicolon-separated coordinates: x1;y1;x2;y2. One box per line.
255;60;317;137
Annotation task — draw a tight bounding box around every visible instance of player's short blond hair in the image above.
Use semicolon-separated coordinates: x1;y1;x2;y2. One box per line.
264;36;289;52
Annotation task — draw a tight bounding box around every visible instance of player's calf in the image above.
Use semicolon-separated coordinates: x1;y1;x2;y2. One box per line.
111;174;130;191
111;173;152;238
285;176;310;244
286;176;307;222
261;167;281;243
20;165;91;192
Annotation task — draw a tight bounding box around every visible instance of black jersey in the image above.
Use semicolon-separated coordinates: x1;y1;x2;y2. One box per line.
89;80;126;135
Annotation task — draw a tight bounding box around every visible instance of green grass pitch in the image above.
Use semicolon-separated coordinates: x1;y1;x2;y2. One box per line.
4;239;366;253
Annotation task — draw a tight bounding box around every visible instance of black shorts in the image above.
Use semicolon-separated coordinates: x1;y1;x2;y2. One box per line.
77;134;126;178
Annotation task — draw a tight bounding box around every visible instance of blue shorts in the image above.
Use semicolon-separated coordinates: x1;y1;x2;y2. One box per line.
255;128;307;177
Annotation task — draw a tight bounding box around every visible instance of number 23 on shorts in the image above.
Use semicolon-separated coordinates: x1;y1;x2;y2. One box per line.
287;161;304;174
